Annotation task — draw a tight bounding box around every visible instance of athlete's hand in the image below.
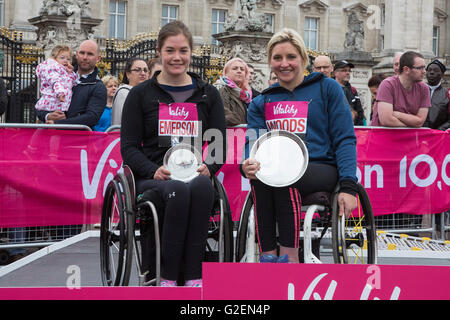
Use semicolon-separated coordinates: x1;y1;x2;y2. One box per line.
242;158;260;180
338;192;358;218
154;166;171;181
197;164;211;177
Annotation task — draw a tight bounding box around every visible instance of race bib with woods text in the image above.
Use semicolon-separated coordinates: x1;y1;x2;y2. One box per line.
264;101;308;134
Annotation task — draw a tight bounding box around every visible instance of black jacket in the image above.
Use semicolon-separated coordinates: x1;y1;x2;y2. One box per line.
342;82;365;126
423;85;450;131
120;71;227;180
36;67;106;129
0;78;7;116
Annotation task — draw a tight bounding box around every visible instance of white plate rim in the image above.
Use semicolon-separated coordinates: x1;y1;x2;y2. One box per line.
250;130;309;187
163;143;202;183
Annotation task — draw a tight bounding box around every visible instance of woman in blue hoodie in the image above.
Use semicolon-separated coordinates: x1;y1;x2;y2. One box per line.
241;28;358;263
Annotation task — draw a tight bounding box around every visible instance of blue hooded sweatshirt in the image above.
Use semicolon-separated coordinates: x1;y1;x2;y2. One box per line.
243;72;357;184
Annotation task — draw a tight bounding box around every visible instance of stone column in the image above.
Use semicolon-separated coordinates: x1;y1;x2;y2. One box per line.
214;30;273;92
213;2;274;92
10;0;38;42
383;0;434;57
28;1;102;58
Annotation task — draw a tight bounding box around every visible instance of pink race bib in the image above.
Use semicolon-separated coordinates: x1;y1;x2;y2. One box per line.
158;102;199;137
265;101;308;134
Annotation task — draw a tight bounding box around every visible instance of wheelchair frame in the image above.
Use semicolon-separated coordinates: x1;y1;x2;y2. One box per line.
235;183;378;264
100;166;234;286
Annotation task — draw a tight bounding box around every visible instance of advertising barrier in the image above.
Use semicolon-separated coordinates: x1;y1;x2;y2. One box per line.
1;263;449;300
0;127;449;227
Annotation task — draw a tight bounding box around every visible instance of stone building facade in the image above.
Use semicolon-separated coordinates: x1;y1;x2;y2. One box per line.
1;0;449;117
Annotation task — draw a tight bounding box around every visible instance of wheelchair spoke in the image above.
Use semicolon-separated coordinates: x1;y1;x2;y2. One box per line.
333;184;377;265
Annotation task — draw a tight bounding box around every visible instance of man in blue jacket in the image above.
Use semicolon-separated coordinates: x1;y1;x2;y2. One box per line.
37;40;106;128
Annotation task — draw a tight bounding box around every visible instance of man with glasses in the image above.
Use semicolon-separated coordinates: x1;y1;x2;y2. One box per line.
371;51;430;127
37;40;107;129
313;55;333;78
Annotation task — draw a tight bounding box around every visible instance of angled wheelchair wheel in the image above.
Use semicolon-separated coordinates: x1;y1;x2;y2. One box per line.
235;192;258;263
100;173;134;286
332;183;377;264
205;176;234;262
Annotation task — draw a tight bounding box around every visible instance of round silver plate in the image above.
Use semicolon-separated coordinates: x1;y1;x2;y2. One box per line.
163;143;202;183
250;130;309;187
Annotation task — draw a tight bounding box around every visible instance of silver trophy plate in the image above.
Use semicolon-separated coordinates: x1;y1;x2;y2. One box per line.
163;143;202;182
250;130;309;187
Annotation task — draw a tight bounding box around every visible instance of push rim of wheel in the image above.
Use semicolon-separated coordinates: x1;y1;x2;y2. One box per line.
236;192;254;263
206;177;233;262
117;173;134;286
332;184;377;264
100;179;126;286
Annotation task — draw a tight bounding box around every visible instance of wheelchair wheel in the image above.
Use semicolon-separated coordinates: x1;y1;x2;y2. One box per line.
235;192;257;263
205;176;234;262
100;173;134;286
332;183;377;264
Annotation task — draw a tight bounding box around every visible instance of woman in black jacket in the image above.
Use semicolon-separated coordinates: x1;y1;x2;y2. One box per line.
120;21;227;287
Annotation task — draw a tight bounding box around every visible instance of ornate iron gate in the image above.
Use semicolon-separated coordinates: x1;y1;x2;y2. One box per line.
99;34;226;84
0;28;45;123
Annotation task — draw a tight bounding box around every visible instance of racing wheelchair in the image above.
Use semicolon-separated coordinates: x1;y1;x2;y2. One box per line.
235;182;378;264
99;165;233;286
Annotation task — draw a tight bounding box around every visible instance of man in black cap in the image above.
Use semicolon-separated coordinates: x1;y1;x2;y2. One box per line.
333;60;365;126
423;59;450;130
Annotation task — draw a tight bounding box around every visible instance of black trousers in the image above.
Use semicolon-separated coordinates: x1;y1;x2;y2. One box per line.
136;175;214;281
251;162;338;252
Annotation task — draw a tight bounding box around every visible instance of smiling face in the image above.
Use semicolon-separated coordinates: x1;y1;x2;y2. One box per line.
269;41;305;91
158;33;191;78
126;59;150;87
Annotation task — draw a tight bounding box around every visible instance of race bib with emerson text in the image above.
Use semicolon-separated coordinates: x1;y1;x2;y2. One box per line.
264;101;309;134
159;102;199;146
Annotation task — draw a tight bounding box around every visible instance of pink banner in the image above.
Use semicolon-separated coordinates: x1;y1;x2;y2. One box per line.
0;128;121;227
202;263;450;300
1;263;449;300
0;127;449;227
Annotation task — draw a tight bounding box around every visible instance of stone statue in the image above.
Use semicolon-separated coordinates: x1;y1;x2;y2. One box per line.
240;0;257;18
223;0;269;32
38;0;92;18
344;12;365;51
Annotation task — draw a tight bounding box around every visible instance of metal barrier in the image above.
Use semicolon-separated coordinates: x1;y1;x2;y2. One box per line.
439;211;450;240
104;124;120;133
0;123;92;263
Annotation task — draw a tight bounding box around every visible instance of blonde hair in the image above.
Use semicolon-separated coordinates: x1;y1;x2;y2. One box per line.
101;74;119;87
50;45;72;59
267;28;309;69
222;57;250;91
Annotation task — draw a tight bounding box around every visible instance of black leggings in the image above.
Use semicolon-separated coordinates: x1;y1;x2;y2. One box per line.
136;175;214;281
251;162;338;252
